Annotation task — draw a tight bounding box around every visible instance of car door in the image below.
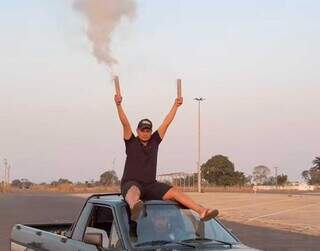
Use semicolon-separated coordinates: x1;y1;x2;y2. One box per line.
82;203;125;251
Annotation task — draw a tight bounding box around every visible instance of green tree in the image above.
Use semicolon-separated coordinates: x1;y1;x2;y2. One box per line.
51;178;72;186
58;178;73;184
262;176;276;185
201;155;246;186
11;179;22;187
231;171;247;186
252;165;271;184
245;175;253;185
301;157;320;185
100;170;119;186
301;170;310;183
277;174;288;186
309;169;320;185
312;156;320;170
19;179;33;189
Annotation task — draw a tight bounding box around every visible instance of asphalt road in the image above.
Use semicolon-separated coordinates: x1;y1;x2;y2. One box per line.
1;192;319;251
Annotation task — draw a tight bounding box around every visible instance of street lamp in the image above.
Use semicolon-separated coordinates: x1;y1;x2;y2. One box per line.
194;97;205;193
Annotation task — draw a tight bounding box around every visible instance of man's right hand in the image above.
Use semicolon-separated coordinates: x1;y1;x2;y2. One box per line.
114;94;122;106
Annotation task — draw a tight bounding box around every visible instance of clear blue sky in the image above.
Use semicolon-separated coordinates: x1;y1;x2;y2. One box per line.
1;0;319;183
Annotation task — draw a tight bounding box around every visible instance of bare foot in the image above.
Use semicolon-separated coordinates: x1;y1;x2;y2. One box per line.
200;208;219;221
130;200;144;221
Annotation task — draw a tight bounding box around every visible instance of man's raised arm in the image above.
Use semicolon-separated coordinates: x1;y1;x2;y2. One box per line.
158;97;183;139
114;80;132;140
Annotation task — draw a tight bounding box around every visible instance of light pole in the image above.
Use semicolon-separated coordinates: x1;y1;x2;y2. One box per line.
112;158;116;170
3;158;10;192
194;97;205;193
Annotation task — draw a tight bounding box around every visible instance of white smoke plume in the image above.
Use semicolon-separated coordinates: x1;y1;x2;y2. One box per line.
74;0;136;74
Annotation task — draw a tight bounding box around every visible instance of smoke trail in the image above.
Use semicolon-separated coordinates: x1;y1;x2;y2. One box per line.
74;0;136;74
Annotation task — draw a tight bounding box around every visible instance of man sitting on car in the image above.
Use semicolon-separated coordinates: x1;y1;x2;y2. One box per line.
114;90;219;222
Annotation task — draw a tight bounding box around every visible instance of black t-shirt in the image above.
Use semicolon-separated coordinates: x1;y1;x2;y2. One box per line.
121;131;162;185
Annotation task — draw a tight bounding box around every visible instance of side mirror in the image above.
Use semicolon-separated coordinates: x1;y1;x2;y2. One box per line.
84;232;103;247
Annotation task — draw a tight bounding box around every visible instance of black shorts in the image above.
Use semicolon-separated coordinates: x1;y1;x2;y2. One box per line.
121;180;172;201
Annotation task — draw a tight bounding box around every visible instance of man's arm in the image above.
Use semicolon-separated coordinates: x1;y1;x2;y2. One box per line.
158;97;183;139
114;95;132;140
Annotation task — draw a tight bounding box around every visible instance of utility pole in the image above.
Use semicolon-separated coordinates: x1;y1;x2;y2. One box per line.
112;158;116;170
1;160;4;192
7;164;11;188
274;166;279;189
194;97;205;193
3;159;9;192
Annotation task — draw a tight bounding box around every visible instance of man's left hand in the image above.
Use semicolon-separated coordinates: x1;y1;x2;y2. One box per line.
175;97;183;107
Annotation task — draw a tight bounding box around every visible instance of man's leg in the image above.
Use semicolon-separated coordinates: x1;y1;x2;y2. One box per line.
162;187;219;221
122;182;144;221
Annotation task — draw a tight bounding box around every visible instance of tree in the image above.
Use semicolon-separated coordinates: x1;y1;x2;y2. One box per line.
301;157;320;185
245;175;253;185
51;178;72;186
201;155;246;186
11;179;22;187
309;169;320;185
301;170;310;183
51;181;59;186
18;179;33;189
231;171;247;186
252;165;271;184
262;176;276;185
312;156;320;170
58;178;72;184
277;174;288;186
260;174;288;186
100;170;119;186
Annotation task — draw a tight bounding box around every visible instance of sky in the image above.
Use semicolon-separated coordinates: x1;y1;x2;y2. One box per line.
0;0;319;183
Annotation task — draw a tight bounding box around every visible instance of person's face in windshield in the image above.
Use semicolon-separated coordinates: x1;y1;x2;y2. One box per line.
153;213;169;233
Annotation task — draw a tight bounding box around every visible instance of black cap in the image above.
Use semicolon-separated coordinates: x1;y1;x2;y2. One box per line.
137;119;152;130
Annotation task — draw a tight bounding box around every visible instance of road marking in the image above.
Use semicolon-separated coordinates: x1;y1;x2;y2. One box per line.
245;202;320;222
214;198;256;205
221;198;295;210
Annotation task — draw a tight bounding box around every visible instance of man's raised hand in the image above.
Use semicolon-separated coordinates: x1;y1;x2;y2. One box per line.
114;94;122;106
175;97;183;107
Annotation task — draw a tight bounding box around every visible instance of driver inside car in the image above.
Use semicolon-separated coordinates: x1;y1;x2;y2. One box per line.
151;210;174;241
135;208;184;243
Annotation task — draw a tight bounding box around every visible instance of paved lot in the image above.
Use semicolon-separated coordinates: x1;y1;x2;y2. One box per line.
185;192;320;236
1;192;320;251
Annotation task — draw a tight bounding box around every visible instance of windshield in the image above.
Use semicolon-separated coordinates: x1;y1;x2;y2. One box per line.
121;203;238;248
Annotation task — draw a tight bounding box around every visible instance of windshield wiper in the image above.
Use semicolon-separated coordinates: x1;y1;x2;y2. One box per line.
135;240;195;248
181;237;233;248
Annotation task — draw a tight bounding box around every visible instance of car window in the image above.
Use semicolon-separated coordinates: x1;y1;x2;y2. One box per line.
85;205;122;250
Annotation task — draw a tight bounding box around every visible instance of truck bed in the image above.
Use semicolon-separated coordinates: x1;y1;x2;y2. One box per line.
25;223;73;236
10;223;98;251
